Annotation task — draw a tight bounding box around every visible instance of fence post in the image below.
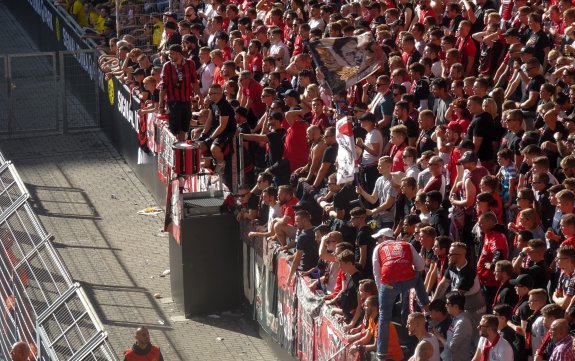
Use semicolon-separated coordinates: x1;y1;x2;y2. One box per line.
59;52;67;134
238;134;245;187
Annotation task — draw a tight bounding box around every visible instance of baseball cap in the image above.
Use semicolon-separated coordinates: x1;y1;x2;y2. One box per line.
372;228;394;239
163;11;178;19
509;274;534;289
459;151;479;164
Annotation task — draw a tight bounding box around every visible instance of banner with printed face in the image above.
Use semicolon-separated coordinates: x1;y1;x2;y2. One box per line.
308;33;385;95
335;117;356;185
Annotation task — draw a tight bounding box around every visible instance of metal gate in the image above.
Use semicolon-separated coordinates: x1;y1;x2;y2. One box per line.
59;50;100;131
0;151;117;361
0;51;101;138
1;53;59;136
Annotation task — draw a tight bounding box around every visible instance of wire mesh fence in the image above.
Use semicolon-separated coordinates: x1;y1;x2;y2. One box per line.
0;151;117;361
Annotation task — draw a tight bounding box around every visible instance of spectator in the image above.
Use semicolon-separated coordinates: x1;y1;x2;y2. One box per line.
286;210;318;284
123;326;164;361
158;44;200;141
435;291;473;361
356;156;397;229
470;314;514;361
10;342;30;361
547;319;575;360
372;231;428;359
534;303;565;361
493;260;518;309
407;312;441;361
326;249;363;321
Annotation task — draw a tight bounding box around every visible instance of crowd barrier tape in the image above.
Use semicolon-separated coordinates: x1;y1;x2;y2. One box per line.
242;220;362;361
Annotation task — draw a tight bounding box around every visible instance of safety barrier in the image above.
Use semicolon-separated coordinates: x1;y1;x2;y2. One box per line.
0;149;117;361
240;219;372;361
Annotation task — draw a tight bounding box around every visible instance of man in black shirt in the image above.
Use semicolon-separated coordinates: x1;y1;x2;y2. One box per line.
200;84;236;174
240;112;290;185
466;95;495;172
493;260;518;308
287;210;319;283
425;190;449;236
516;58;546;131
524;14;550;66
512;239;550;290
350;207;375;278
500;109;524;166
327;249;363;321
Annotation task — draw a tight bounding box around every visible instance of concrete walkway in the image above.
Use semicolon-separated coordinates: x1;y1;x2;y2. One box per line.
2;132;280;361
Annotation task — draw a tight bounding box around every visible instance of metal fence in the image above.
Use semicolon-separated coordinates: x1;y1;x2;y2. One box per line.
60;50;100;131
0;150;117;361
0;50;100;137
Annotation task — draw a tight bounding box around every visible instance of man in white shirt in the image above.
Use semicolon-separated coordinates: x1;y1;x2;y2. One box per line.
471;315;514;361
407;312;441;361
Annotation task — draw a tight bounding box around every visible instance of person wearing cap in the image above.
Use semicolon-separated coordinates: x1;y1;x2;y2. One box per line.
158;44;200;141
372;230;428;360
159;21;182;53
508;273;534;361
357;112;384;193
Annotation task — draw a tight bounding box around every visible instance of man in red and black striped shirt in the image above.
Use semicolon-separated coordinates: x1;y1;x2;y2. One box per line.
158;44;200;141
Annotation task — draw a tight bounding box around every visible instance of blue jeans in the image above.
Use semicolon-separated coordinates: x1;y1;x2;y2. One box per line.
377;275;429;357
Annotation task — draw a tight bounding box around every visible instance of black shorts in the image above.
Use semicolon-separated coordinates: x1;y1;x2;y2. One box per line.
167;101;191;134
205;132;233;149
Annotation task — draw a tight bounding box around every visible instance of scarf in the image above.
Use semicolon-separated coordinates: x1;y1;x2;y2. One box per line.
536;331;552;357
480;334;500;361
492;281;508;309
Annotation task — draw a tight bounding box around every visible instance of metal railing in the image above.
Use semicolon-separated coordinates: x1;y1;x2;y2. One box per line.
0;149;116;361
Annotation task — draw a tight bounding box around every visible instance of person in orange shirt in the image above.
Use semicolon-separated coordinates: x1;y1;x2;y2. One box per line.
349;295;404;361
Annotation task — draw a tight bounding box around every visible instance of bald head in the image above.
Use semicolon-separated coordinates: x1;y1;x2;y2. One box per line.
10;342;29;361
550;319;570;342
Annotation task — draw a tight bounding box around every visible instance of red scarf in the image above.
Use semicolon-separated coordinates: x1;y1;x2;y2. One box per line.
537;331;552;356
480;334;500;361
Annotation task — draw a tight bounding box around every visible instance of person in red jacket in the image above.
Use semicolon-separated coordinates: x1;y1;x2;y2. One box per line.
124;326;164;361
372;235;428;360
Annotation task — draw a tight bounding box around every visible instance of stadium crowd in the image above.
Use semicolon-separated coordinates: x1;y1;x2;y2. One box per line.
56;0;575;358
